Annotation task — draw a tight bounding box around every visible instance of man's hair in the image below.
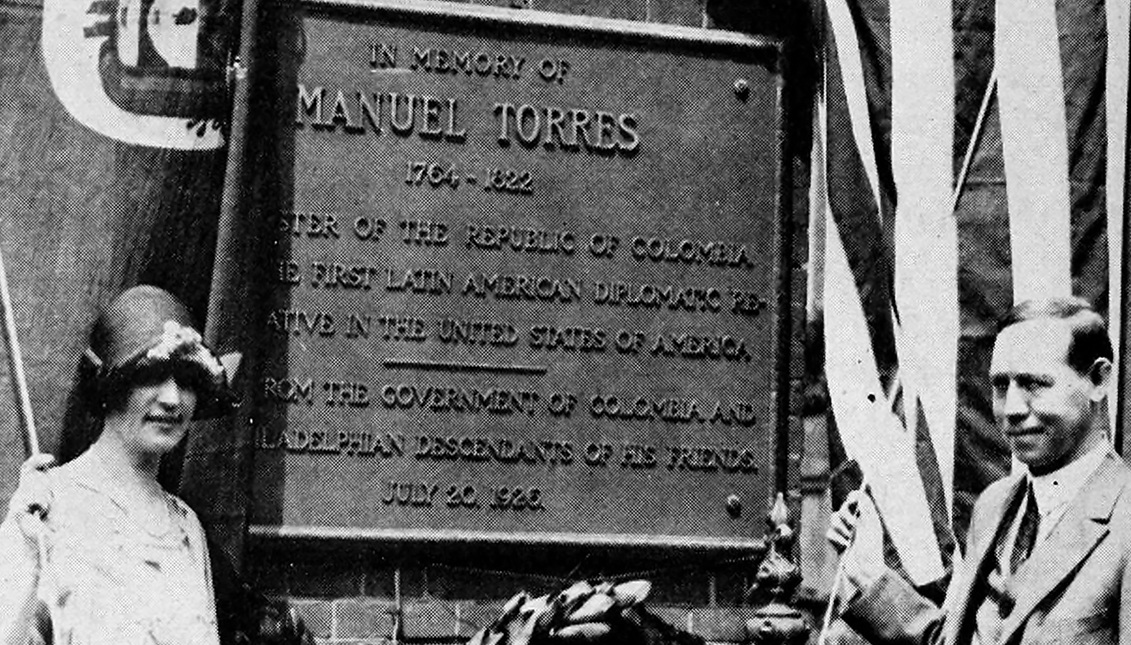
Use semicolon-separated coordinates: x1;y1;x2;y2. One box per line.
997;297;1112;374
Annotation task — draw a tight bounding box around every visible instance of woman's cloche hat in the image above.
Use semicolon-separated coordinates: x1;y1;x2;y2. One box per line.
83;285;240;419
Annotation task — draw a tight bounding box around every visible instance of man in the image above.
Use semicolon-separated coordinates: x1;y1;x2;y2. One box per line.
828;297;1131;645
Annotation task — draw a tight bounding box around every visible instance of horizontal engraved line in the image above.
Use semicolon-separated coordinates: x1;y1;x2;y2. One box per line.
383;359;547;375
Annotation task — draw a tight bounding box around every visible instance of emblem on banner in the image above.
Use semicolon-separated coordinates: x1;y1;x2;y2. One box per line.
41;0;232;149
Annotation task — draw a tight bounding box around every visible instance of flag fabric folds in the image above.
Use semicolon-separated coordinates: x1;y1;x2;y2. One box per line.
816;0;1126;585
0;0;235;498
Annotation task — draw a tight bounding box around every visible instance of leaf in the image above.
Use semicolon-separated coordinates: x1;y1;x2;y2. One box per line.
565;594;614;624
612;580;652;607
552;623;611;642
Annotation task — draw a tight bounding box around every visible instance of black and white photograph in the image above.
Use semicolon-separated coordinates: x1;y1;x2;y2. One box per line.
0;0;1124;644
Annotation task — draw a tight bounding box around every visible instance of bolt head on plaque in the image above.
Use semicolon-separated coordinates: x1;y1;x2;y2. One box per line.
734;78;751;100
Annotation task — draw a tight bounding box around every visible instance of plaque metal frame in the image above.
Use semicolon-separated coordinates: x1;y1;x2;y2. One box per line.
247;0;795;555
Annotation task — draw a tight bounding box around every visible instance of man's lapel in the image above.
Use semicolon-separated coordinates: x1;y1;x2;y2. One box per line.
997;454;1127;645
945;476;1026;645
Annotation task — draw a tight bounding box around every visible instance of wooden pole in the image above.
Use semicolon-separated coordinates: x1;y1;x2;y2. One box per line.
207;0;261;336
1118;12;1131;453
0;239;38;456
183;0;267;573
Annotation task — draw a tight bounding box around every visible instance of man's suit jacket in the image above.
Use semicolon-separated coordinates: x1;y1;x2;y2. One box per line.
844;451;1131;645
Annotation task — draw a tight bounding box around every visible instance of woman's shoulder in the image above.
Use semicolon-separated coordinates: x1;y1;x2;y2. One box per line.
47;454;114;501
38;454;207;540
49;451;102;479
166;491;204;528
39;455;122;526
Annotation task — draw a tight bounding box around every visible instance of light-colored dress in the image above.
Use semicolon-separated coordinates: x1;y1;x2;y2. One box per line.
1;454;219;645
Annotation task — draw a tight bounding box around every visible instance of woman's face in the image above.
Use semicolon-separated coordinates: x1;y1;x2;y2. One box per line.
107;375;198;458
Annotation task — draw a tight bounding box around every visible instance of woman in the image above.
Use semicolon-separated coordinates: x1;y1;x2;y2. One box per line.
0;285;238;645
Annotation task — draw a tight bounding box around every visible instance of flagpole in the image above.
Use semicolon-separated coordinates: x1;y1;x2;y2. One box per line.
0;238;38;457
0;235;58;639
951;68;998;215
816;527;851;645
188;0;266;573
815;480;866;645
208;0;261;334
1119;33;1131;453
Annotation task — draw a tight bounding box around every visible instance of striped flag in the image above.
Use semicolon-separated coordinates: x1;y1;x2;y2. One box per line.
815;0;1127;585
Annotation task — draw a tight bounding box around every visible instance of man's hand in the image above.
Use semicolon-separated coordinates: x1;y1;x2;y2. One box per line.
827;489;886;586
826;490;863;553
8;454;55;541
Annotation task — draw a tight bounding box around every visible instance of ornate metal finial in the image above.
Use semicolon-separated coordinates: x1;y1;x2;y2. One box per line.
744;493;810;645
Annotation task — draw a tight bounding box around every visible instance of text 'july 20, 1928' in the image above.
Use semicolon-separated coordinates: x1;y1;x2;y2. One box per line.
252;7;785;541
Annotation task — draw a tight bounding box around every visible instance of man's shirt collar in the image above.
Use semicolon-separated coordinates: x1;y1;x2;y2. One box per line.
1025;439;1111;523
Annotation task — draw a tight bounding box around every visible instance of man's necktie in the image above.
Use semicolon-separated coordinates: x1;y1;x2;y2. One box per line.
1010;482;1039;574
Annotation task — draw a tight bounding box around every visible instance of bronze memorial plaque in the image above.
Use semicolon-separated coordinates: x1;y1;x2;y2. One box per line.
252;0;788;548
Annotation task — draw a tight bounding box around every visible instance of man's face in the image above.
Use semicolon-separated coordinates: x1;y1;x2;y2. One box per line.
989;319;1104;475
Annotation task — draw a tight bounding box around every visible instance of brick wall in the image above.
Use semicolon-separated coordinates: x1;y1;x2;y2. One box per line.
286;599;775;645
248;537;778;643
